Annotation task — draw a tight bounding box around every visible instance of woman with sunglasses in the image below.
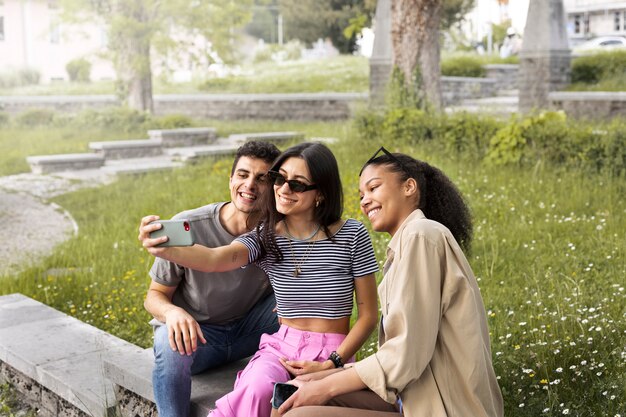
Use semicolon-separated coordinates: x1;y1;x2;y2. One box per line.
274;149;503;417
139;142;379;417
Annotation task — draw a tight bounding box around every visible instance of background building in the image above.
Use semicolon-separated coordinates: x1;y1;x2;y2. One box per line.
0;0;115;83
563;0;626;44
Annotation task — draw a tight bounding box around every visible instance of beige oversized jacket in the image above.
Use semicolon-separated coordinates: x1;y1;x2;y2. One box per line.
354;209;503;417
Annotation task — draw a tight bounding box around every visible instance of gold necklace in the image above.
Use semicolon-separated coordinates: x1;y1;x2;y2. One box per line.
284;222;320;277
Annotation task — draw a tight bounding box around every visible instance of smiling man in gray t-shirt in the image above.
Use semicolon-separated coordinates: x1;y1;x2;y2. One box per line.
140;141;281;417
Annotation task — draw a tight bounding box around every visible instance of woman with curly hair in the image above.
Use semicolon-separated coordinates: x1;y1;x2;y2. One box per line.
275;148;503;417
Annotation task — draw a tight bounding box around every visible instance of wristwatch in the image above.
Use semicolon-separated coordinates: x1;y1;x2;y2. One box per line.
328;351;344;368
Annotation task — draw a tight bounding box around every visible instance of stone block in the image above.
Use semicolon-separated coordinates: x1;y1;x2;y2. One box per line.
549;91;626;119
114;386;157;417
41;385;60;417
0;362;41;406
89;139;163;160
228;131;304;145
104;347;249;417
148;127;217;147
26;153;105;174
0;294;66;331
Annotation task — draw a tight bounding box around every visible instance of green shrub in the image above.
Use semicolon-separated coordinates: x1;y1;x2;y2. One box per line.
16;109;56;127
150;114;194;129
353;111;385;143
441;55;486;78
485;118;527;165
0;68;41;88
70;108;150;133
200;77;234;92
0;112;9;127
571;50;626;84
66;58;92;82
381;108;440;144
443;112;502;159
602;120;626;176
17;68;41;86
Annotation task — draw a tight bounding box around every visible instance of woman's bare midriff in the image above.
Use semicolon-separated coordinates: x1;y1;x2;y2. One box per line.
280;316;350;335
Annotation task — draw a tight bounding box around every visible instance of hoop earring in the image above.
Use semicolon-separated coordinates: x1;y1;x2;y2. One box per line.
315;200;320;208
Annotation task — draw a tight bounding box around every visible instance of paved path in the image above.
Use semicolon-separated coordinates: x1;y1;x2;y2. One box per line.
0;174;100;276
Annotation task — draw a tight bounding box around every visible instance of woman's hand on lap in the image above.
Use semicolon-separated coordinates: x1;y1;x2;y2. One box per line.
279;358;334;376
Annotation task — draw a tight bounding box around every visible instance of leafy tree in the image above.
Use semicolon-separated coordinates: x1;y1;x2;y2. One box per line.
442;0;475;29
277;0;376;53
60;0;253;112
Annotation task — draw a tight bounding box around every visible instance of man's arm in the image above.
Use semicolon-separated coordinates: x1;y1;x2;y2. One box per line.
144;281;207;356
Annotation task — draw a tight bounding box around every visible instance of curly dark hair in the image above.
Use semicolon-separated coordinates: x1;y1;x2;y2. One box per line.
362;153;473;252
230;141;281;175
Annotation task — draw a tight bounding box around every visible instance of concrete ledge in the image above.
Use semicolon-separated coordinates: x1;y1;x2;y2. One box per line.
549;91;626;119
104;348;248;417
26;153;105;174
229;131;305;145
0;293;128;416
166;143;241;161
0;293;247;417
89;139;163;159
0;94;367;120
148;127;217;147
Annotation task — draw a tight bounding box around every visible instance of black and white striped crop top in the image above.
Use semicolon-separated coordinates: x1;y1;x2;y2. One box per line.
235;219;379;319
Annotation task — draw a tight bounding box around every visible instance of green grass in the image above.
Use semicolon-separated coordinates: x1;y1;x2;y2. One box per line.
0;119;624;416
0;56;369;96
567;73;626;92
0;118;351;177
0;127;150;176
198;56;368;93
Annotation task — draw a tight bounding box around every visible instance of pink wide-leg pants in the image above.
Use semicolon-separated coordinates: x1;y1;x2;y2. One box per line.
208;325;347;417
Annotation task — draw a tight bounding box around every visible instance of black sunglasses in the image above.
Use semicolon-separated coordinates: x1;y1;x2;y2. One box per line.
365;146;411;174
267;170;317;193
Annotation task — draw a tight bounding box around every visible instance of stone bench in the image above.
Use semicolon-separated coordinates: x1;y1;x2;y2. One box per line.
229;131;305;145
166;143;242;162
148;127;217;147
549;91;626;119
0;294;243;417
26;153;105;174
89;139;163;159
104;348;247;417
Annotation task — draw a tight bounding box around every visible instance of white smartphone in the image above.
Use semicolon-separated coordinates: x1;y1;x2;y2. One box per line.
149;219;195;247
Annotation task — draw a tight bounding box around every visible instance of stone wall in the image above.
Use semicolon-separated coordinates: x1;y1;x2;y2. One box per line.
442;76;497;105
484;64;519;90
549;91;626;119
0;93;367;120
0;361;90;417
519;52;571;112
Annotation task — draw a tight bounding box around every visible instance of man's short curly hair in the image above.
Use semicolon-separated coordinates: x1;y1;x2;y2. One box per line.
231;141;281;175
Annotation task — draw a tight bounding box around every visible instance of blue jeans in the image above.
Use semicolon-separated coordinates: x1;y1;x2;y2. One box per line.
152;293;279;417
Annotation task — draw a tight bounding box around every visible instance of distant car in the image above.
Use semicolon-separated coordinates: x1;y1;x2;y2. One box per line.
573;36;626;53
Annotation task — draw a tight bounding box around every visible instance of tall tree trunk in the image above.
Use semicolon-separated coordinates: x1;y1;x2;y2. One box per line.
390;0;442;110
125;40;154;113
113;0;154;113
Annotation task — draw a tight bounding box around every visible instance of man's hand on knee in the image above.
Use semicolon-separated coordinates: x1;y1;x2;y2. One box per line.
164;306;207;356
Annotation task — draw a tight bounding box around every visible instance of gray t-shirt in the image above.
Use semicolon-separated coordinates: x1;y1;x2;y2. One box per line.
149;202;271;325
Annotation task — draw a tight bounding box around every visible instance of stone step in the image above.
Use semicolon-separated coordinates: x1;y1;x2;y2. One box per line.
89;139;163;160
26;153;105;174
165;137;240;162
101;156;184;175
103;348;248;417
229;131;304;144
148;127;217;147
